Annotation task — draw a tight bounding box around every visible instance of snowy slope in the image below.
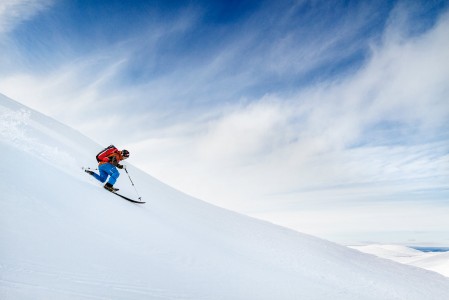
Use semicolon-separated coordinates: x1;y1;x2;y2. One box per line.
412;252;449;277
351;245;449;277
1;93;449;300
350;245;426;263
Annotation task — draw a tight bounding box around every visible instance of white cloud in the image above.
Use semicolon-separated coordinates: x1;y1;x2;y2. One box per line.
196;99;288;161
0;0;52;34
251;201;449;245
130;10;449;224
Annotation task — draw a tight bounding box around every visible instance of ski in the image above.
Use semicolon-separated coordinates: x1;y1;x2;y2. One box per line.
109;190;146;204
83;167;145;204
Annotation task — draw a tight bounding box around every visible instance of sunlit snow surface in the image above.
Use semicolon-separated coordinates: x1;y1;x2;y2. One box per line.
1;93;449;299
351;245;449;278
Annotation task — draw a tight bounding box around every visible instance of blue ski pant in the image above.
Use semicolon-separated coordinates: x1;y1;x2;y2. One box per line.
92;163;120;185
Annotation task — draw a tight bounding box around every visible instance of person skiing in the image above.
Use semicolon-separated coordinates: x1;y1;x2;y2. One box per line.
85;146;130;192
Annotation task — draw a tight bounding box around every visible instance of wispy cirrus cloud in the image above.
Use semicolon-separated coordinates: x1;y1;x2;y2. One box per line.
0;0;52;34
128;9;449;245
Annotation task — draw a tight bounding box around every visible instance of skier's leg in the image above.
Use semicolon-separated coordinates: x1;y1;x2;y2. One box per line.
106;166;120;185
91;171;107;182
93;164;110;183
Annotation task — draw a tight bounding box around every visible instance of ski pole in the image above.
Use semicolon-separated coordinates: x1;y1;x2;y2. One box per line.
124;166;142;201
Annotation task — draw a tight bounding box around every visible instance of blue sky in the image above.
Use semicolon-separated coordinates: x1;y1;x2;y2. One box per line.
1;0;449;245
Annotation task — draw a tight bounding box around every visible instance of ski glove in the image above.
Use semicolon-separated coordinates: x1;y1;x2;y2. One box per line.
117;164;124;169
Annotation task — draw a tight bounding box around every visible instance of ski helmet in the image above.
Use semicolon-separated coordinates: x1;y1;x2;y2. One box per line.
121;149;130;158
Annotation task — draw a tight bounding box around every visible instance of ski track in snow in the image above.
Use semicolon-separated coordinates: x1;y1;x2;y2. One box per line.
1;93;449;299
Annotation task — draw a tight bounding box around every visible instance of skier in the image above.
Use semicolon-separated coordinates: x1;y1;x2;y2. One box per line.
85;146;130;192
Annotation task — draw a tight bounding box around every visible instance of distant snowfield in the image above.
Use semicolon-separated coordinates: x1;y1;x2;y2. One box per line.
350;245;449;278
1;92;449;299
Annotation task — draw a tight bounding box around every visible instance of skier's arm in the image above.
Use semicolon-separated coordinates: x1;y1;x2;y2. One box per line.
108;154;121;166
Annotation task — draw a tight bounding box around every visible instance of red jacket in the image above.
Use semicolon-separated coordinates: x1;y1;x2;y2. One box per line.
99;151;125;166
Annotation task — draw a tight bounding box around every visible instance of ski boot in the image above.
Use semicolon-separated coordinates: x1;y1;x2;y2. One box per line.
104;183;119;192
85;169;95;176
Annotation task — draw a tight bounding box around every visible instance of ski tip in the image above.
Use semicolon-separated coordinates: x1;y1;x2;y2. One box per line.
131;199;146;204
130;200;146;204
